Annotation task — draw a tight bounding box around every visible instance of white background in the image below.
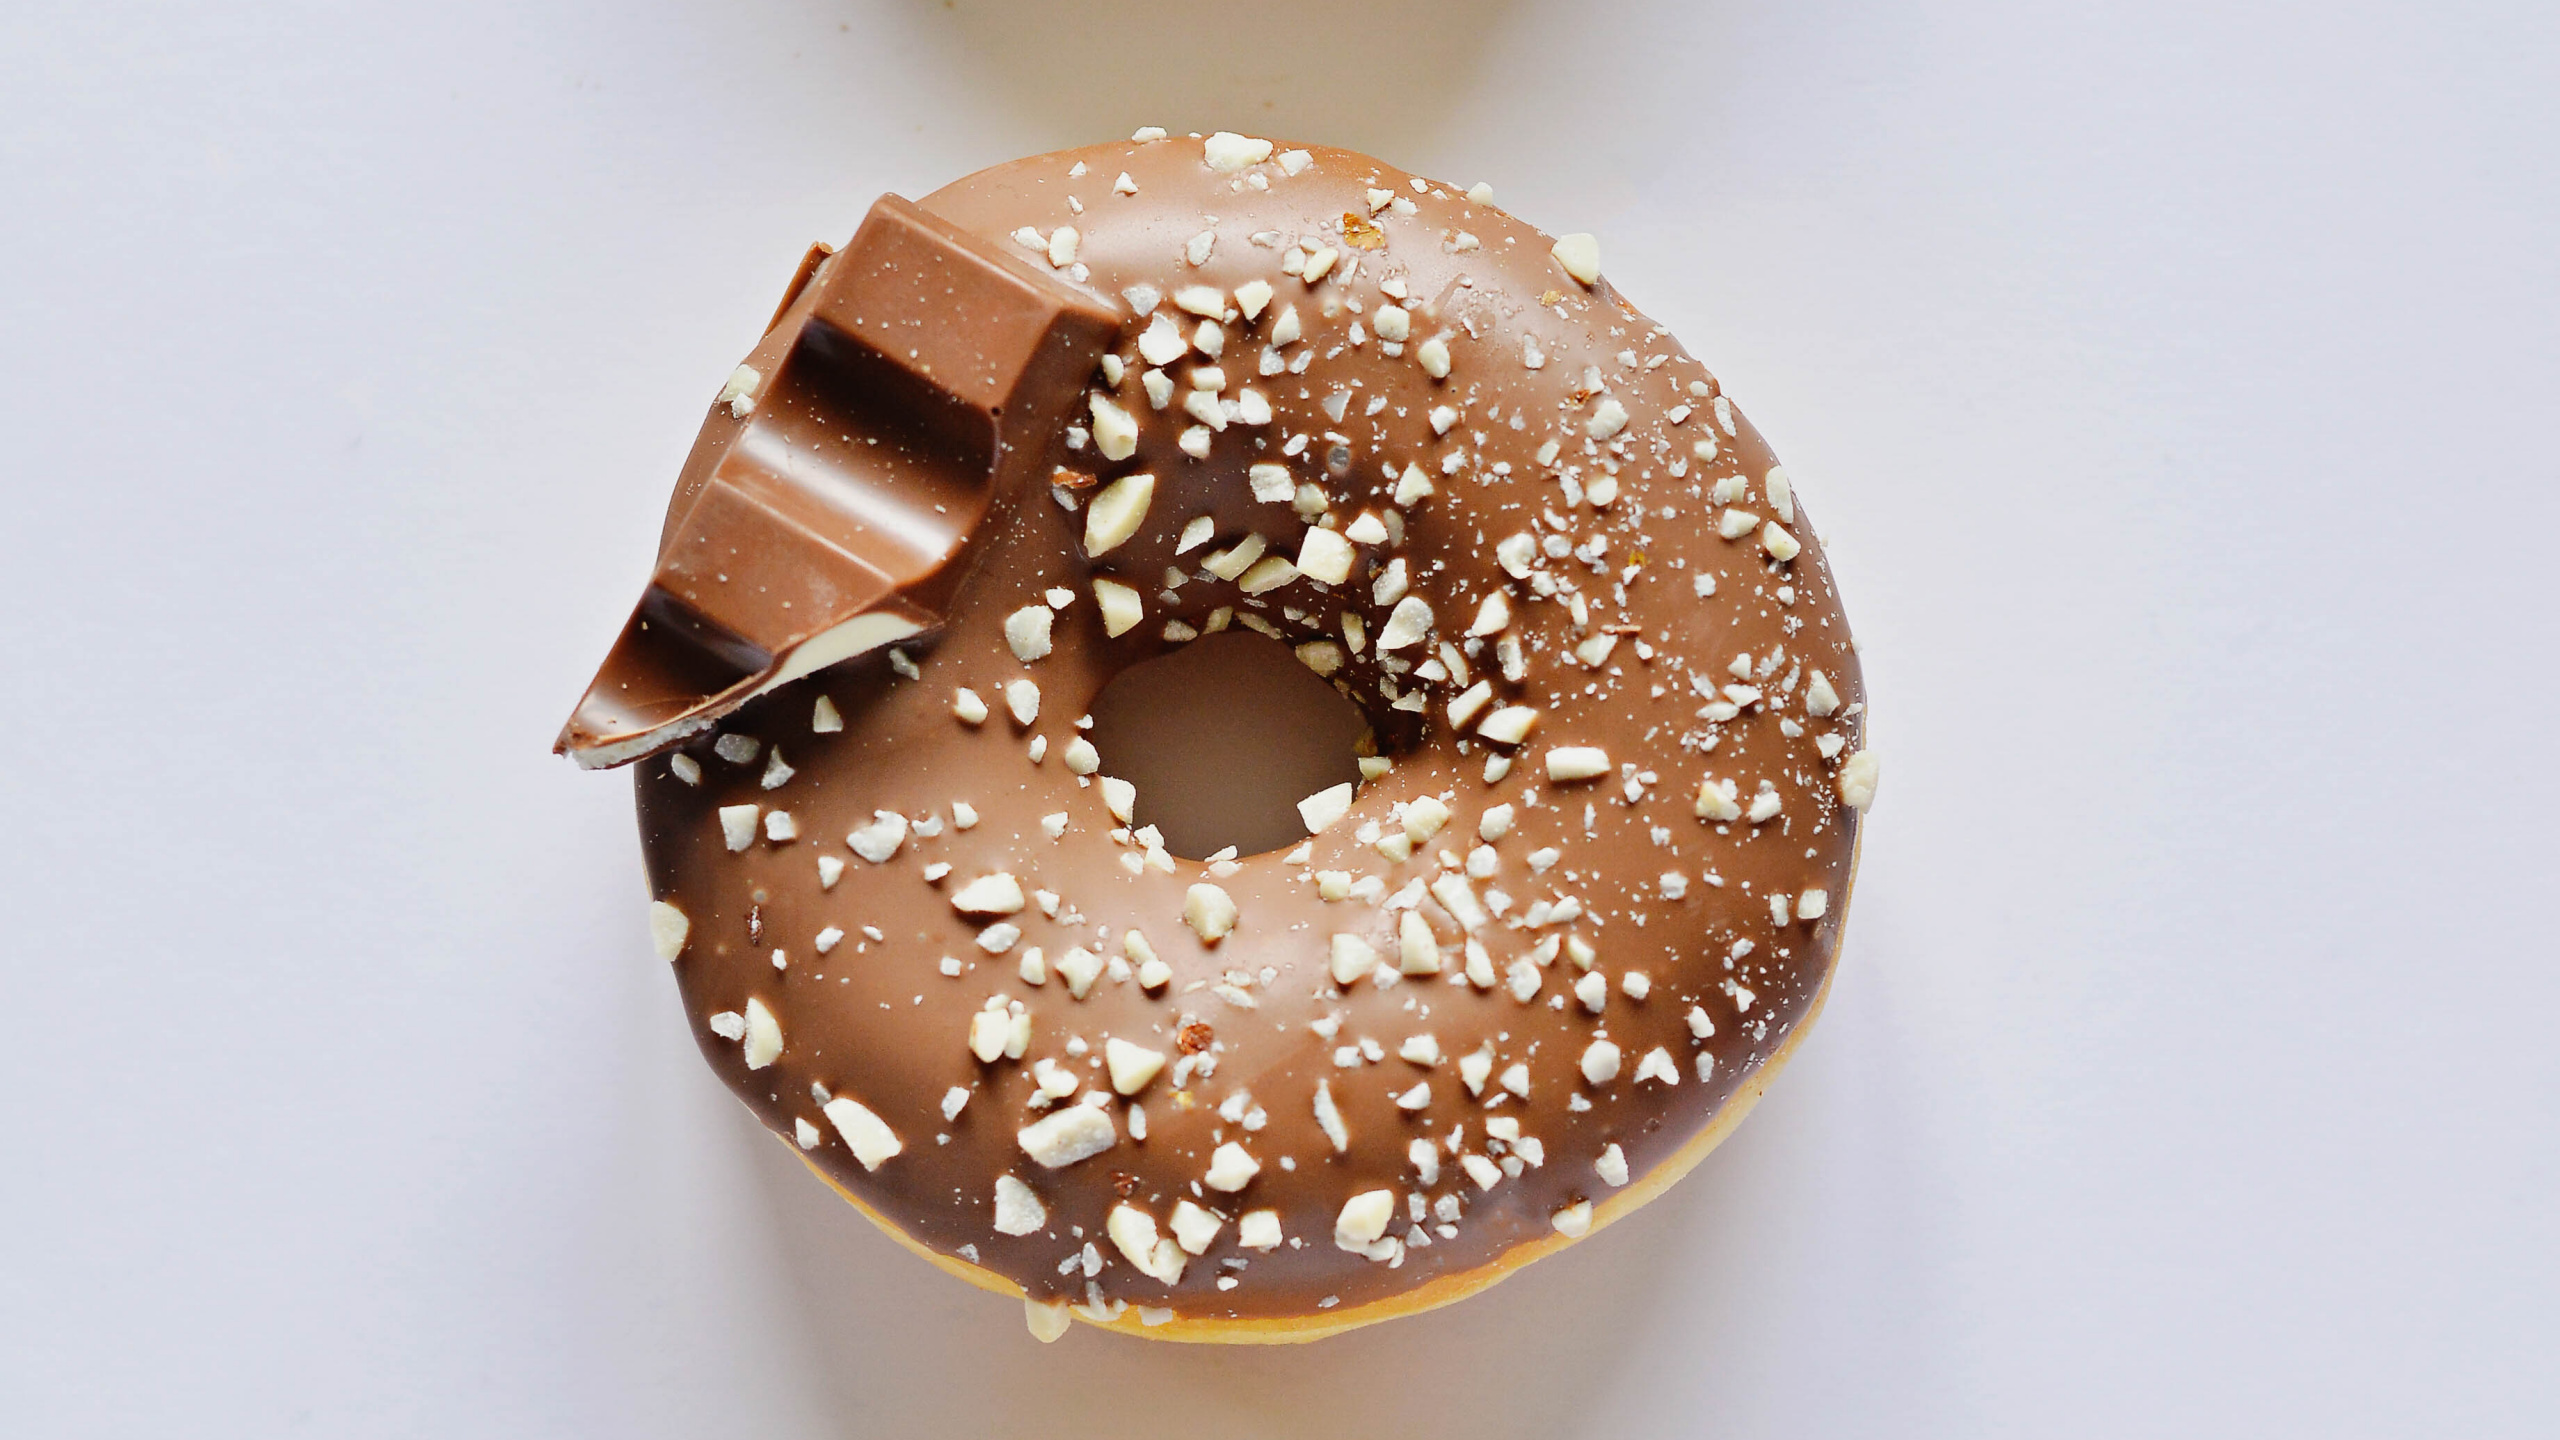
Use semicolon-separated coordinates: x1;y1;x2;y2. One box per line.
4;1;2554;1435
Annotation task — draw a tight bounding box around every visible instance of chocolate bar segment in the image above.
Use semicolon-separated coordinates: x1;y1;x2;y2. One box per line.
556;195;1123;769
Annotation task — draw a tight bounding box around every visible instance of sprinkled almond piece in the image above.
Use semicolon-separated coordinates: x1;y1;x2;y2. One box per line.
951;872;1025;915
1107;1203;1187;1285
1203;131;1274;172
993;1175;1046;1235
1083;473;1155;556
1839;750;1880;811
1398;911;1440;974
1296;526;1356;585
1024;1297;1071;1343
1204;1141;1261;1192
1330;933;1380;986
1089;395;1138;461
1093;577;1144;637
741;998;782;1069
1580;1039;1622;1084
648;901;689;960
823;1095;901;1169
1551;232;1601;284
1105;1038;1168;1095
1333;1189;1396;1250
1546;746;1611;781
1018;1105;1117;1168
1184;883;1239;942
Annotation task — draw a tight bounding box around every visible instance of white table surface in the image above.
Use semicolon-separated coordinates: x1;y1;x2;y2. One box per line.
5;2;2554;1434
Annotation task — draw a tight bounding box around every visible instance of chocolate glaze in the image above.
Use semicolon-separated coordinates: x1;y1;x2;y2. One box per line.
622;137;1870;1324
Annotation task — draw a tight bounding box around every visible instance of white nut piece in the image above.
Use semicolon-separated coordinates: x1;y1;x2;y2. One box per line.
993;1175;1047;1235
1184;883;1239;942
1018;1105;1118;1168
1107;1203;1187;1285
1375;595;1433;651
950;872;1025;915
1089;394;1138;461
1238;1210;1283;1250
1333;1189;1397;1251
648;900;690;961
1398;909;1440;974
1204;1141;1262;1192
1330;933;1379;986
1295;525;1356;585
1004;605;1054;662
734;997;784;1069
1083;472;1155;556
1298;781;1355;833
1092;577;1145;637
822;1095;902;1170
1105;1037;1168;1095
1545;746;1611;781
1551;232;1601;284
1839;750;1880;811
1203;131;1274;172
1580;1039;1622;1085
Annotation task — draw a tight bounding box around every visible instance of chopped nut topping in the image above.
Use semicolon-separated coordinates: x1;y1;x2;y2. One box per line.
1551;1200;1594;1238
1018;1105;1117;1168
1313;1079;1349;1151
1545;746;1611;781
742;999;778;1065
1203;131;1274;172
1839;750;1880;811
994;1175;1047;1235
1477;706;1539;745
823;1095;902;1170
717;804;759;852
1107;1203;1187;1285
1204;1141;1262;1192
1398;910;1440;975
1105;1037;1168;1095
1170;1199;1223;1255
1296;526;1356;585
1184;883;1239;942
1083;473;1155;556
1334;1189;1396;1251
1330;933;1380;986
1580;1039;1622;1085
847;809;908;862
1238;1210;1283;1251
951;872;1025;916
648;900;689;961
1550;232;1601;284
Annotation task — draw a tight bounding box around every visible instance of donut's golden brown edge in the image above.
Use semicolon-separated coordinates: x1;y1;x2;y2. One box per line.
791;850;1853;1344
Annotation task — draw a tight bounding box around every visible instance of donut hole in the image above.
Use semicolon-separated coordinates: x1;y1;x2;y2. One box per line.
1085;630;1371;861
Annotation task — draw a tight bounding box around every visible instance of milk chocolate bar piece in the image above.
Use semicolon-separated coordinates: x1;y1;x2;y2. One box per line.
556;195;1123;768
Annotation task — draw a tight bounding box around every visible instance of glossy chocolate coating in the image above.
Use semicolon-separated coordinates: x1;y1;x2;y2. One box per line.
558;197;1121;768
624;137;1868;1323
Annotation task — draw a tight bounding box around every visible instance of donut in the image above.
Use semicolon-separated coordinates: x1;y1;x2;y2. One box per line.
563;131;1877;1343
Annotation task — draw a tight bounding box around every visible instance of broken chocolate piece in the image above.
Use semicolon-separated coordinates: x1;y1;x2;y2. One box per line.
556;195;1123;769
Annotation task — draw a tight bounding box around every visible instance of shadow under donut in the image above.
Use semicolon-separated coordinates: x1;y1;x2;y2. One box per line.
725;1082;1829;1438
889;0;1532;161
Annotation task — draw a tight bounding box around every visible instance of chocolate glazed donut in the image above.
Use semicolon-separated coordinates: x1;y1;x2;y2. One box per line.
571;133;1878;1343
